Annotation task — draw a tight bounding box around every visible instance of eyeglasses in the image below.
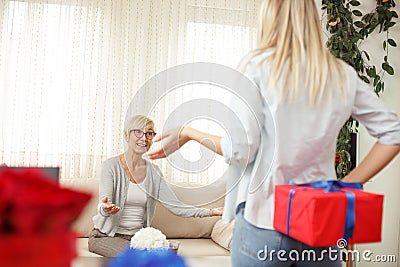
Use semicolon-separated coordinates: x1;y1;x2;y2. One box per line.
131;129;157;140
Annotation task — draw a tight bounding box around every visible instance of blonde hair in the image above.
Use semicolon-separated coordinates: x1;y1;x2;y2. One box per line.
253;0;346;107
124;115;155;138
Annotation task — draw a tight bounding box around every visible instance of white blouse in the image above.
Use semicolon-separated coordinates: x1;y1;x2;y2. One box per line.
116;182;147;235
220;51;400;230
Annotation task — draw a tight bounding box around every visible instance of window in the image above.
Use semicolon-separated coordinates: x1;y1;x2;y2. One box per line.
1;0;259;185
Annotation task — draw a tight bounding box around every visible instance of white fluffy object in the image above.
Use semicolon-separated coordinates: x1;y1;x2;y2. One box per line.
130;227;169;250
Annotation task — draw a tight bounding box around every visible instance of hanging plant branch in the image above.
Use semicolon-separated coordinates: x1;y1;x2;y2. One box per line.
321;0;397;179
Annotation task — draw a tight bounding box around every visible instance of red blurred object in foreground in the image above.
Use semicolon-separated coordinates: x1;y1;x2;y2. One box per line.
0;168;92;266
0;232;78;267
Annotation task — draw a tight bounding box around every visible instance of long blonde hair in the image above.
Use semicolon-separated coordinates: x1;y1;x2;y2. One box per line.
253;0;346;107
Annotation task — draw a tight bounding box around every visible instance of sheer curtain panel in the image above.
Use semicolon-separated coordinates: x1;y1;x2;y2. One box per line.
0;0;259;184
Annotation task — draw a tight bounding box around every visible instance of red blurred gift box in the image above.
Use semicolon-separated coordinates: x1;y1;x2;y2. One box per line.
0;168;91;266
273;180;383;247
0;231;77;267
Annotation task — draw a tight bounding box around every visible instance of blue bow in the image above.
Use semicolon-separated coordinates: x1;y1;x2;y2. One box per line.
287;180;363;241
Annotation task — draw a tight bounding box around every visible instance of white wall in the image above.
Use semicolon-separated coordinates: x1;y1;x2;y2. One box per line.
317;2;399;266
356;5;400;267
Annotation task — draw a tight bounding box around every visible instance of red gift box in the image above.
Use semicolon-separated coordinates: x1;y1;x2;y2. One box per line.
0;168;92;234
273;181;384;247
0;231;77;267
0;168;92;267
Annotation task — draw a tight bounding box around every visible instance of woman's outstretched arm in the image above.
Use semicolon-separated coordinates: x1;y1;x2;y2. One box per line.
147;126;222;159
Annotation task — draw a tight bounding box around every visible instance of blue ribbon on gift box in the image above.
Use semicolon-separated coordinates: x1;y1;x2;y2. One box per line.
287;180;363;242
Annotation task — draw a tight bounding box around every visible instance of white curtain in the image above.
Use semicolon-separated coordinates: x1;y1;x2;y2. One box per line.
0;0;259;185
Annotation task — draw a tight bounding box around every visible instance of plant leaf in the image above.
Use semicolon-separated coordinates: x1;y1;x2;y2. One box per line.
360;75;370;84
352;10;363;17
354;21;364;28
388;38;397;47
382;63;394;75
350;0;361;6
363;51;370;61
375;82;382;94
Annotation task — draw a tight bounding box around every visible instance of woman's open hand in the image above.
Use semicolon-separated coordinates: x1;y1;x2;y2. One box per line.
210;207;224;216
147;127;192;160
101;196;120;215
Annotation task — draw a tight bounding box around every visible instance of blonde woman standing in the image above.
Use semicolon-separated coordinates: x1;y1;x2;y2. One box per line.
148;0;400;266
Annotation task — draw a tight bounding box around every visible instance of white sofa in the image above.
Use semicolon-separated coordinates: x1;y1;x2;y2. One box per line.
62;178;233;267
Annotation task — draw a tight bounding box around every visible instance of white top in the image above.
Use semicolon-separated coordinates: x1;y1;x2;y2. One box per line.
116;182;147;235
220;51;400;230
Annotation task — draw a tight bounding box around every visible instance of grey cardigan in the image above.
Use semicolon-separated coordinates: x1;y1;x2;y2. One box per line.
92;156;210;236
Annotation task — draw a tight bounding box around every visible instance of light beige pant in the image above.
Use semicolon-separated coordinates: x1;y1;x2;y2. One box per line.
88;228;133;257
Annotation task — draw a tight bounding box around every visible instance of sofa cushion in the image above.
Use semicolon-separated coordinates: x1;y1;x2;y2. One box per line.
175;238;230;257
61;179;99;237
150;180;226;239
150;202;220;238
211;219;235;251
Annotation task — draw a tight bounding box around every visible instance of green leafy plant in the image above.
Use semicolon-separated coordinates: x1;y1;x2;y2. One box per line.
322;0;397;179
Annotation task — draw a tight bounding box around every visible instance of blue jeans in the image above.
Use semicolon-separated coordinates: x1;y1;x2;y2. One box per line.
231;202;342;267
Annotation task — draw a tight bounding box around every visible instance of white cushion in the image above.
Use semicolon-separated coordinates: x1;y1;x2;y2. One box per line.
211;219;235;250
